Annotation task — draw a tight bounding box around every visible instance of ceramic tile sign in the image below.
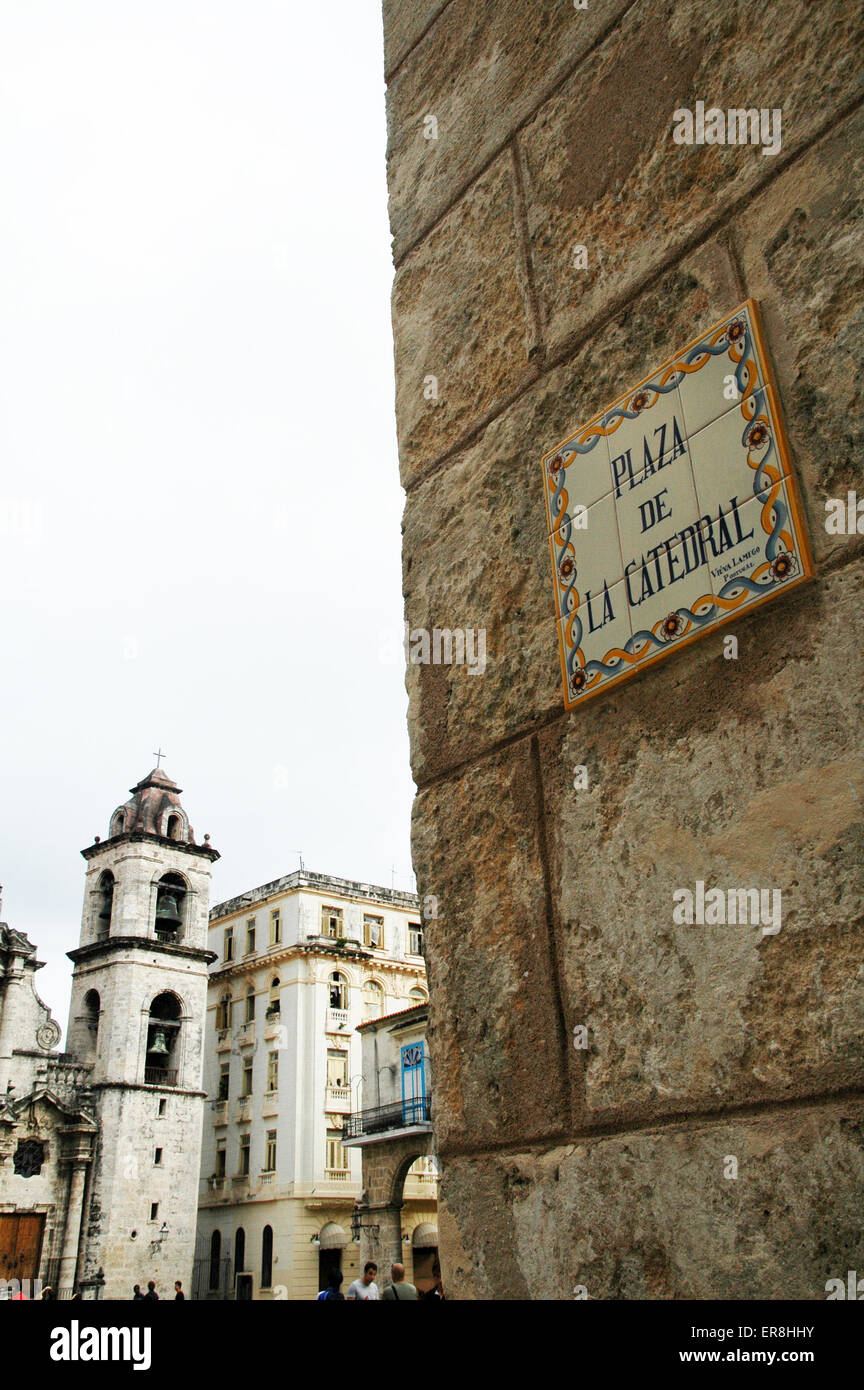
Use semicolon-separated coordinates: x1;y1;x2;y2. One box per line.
542;300;813;710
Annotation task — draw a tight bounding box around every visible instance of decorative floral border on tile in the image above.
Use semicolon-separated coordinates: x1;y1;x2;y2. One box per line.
542;300;814;710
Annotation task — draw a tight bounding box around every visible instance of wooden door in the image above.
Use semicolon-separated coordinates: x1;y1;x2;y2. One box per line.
0;1214;45;1283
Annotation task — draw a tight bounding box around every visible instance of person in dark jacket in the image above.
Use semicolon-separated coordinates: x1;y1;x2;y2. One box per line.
316;1271;344;1300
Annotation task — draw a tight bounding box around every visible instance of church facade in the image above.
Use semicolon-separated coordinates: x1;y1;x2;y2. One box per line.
0;767;217;1298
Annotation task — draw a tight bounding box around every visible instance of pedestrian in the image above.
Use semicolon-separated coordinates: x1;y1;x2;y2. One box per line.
144;1280;159;1301
421;1276;445;1300
132;1284;145;1300
380;1263;417;1301
174;1280;185;1301
346;1262;379;1300
40;1285;55;1301
316;1270;344;1300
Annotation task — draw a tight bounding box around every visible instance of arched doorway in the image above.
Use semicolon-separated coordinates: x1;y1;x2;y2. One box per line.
411;1222;440;1296
317;1221;347;1293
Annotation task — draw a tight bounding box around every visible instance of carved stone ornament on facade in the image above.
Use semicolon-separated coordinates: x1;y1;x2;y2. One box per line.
36;1021;62;1051
13;1138;45;1177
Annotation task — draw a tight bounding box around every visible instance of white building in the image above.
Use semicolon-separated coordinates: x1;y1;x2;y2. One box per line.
194;871;436;1299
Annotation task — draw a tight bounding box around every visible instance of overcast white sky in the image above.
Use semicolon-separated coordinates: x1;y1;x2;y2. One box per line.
0;1;413;1030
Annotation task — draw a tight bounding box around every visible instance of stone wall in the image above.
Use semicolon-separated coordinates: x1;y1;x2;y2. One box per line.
383;0;864;1298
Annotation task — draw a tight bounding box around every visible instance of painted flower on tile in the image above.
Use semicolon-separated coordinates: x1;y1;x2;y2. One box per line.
770;550;798;582
559;555;576;582
631;389;650;413
726;319;746;344
659;612;685;640
746;422;770;449
569;666;589;694
547;454;564;478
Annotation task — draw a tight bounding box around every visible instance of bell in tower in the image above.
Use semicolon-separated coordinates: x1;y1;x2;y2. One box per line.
154;874;185;940
147;1029;170;1056
155;892;181;928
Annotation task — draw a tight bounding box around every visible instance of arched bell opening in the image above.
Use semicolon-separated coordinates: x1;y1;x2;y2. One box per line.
69;987;101;1062
145;991;183;1087
94;870;115;938
154;872;188;943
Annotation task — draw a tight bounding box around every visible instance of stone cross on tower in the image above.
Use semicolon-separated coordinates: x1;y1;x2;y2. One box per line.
152;747;167;768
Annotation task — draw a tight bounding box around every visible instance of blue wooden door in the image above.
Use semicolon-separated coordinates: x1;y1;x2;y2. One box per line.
401;1041;426;1125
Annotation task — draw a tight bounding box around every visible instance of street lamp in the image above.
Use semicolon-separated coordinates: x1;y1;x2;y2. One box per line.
149;1222;169;1257
350;1203;379;1244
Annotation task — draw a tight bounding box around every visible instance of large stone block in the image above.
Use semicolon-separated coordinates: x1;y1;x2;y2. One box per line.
403;238;740;783
518;0;864;358
382;0;451;79
537;560;864;1126
392;151;535;485
732;106;864;560
412;740;571;1150
385;0;632;260
439;1100;864;1299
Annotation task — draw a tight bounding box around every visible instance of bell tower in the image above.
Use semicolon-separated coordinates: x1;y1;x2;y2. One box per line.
66;765;218;1299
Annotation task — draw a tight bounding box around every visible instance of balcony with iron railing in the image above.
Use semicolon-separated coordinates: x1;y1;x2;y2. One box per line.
144;1067;178;1087
344;1096;431;1141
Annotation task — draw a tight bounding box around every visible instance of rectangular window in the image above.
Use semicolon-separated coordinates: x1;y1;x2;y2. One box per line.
242;1058;253;1097
154;1148;163;1166
239;1134;250;1176
218;1063;230;1101
325;1128;346;1172
157;1098;167;1117
408;921;424;956
216;994;232;1031
326;1050;348;1087
149;1202;159;1222
322;906;342;939
215;1140;226;1178
363;914;383;949
224;926;234;962
267;1050;278;1093
245;990;256;1023
246;920;256;954
264;1130;277;1172
270;910;281;945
